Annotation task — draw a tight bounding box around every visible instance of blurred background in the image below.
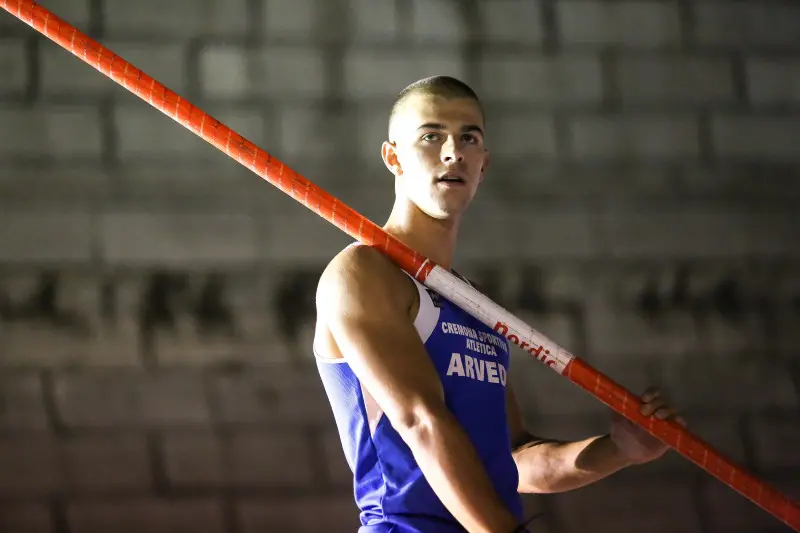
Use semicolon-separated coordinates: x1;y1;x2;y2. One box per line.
0;0;798;531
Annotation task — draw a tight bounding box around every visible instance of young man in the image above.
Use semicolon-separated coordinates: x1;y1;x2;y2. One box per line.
313;76;683;533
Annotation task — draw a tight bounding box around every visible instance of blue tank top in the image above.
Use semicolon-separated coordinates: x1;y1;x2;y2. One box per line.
315;258;523;532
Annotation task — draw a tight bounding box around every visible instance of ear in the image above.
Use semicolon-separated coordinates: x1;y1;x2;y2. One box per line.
381;141;403;176
478;149;490;184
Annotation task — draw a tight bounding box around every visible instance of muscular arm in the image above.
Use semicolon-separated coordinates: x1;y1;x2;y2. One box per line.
506;386;631;493
317;246;523;533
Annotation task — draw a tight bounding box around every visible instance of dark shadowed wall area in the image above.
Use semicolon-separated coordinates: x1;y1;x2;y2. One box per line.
0;1;798;532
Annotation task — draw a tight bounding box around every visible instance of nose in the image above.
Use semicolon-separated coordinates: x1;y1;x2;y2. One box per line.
440;136;464;163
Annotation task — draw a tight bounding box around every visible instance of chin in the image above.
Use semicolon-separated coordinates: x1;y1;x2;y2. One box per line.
426;201;471;220
408;190;474;220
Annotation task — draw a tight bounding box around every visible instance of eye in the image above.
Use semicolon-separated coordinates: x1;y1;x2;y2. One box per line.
421;132;440;142
462;134;478;144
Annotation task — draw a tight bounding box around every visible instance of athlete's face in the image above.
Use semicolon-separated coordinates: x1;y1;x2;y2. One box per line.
381;94;489;219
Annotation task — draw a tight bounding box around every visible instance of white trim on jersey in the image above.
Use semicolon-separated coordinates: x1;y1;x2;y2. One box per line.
408;275;440;343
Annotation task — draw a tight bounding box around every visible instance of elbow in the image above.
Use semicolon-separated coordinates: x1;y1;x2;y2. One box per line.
389;400;450;444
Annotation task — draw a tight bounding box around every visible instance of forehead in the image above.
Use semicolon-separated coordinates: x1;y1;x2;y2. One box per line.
392;93;484;134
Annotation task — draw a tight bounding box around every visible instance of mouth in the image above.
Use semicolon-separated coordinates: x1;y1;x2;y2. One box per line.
435;174;466;185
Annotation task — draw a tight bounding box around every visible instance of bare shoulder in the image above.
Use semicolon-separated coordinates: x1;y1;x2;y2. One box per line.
317;244;415;312
314;245;419;360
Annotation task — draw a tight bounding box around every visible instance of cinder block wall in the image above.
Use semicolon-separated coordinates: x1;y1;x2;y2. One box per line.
0;1;798;532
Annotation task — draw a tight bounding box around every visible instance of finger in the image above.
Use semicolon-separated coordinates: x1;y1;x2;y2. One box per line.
640;387;661;403
653;406;678;420
640;397;669;416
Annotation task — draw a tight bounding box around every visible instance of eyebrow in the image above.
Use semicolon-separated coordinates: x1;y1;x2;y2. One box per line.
417;122;484;137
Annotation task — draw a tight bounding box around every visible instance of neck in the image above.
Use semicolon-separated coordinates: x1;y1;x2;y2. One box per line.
383;198;460;271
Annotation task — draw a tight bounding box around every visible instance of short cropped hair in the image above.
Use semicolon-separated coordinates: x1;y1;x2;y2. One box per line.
387;75;484;139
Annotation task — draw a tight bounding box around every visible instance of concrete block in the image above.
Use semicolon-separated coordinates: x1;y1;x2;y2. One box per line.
327;183;396;226
100;212;259;267
0;373;49;430
347;0;400;42
354;103;392;160
54;370;212;428
0;105;103;159
0;164;107;209
61;434;153;491
0;38;27;96
210;367;333;426
746;58;800;107
321;428;353;487
477;0;544;45
557;1;682;47
693;4;800;48
198;44;249;99
114;103;219;159
237;496;361;533
0;271;142;369
107;160;266;211
108;41;188;95
712;115;800;161
251;45;327;99
141;271;292;368
38;41;108;95
757;263;800;312
0;213;93;263
0;435;60;496
601;209;750;259
698;313;768;357
523;262;589;305
553;476;702;533
151;319;275;369
34;0;91;29
263;0;316;38
744;212;800;257
748;412;800;470
679;161;800;200
343;49;467;100
67;499;225;533
699;477;788;533
0;503;53;533
617;55;736;104
410;0;468;44
161;430;223;488
258;208;359;264
482;112;557;158
103;0;248;37
201;105;267;148
775;312;800;357
479;55;603;105
114;270;229;341
511;354;652;417
163;429;320;490
40;41;187;96
585;310;700;363
278;104;357;159
457;208;602;262
590;261;655;308
486;160;681;199
568;114;700;159
660;358;797;415
227;430;317;489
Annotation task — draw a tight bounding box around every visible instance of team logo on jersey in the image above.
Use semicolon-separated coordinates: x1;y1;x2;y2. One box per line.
426;288;444;308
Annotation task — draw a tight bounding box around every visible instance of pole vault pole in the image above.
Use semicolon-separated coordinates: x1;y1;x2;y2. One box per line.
2;1;798;530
